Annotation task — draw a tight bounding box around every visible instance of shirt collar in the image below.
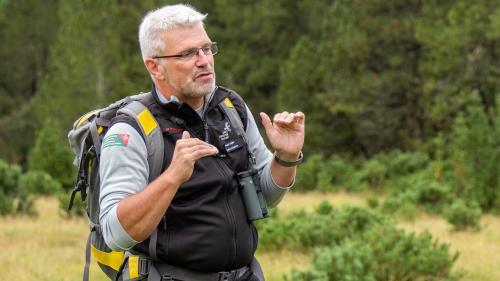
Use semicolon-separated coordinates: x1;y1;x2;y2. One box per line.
154;86;216;117
155;87;180;105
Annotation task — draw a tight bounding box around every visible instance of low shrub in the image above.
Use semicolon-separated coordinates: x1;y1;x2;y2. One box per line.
366;195;379;209
14;193;37;216
416;181;453;214
295;154;357;192
381;150;430;177
286;240;375;281
445;199;482;231
381;166;454;219
314;200;334;215
295;154;324;191
58;190;86;217
14;170;62;215
0;160;23;215
17;170;61;195
380;189;418;219
280;203;459;281
0;192;14;215
0;159;22;196
318;155;356;192
350;158;387;191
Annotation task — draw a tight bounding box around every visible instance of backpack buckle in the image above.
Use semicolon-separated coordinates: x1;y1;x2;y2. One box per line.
218;271;236;281
138;257;151;276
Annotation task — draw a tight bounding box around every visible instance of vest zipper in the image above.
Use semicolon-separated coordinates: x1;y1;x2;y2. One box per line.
203;122;209;142
201;87;216;143
214;156;237;268
202;88;237;267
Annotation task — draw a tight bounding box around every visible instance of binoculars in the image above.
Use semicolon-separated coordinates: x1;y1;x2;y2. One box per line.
238;170;269;221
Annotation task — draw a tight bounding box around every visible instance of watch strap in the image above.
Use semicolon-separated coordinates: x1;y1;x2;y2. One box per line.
274;151;304;167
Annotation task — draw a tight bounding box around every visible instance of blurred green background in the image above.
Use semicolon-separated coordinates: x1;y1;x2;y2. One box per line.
1;0;500;280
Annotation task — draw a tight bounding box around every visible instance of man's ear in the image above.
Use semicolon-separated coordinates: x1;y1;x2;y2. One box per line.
144;58;165;80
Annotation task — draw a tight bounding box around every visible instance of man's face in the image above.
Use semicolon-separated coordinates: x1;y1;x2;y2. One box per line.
159;23;216;100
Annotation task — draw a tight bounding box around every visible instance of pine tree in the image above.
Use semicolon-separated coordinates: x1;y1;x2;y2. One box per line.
207;0;309;114
33;0;131;132
0;0;59;162
27;119;74;189
278;0;424;155
417;0;500;131
450;93;498;211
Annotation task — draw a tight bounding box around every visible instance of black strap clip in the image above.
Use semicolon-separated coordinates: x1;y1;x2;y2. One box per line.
138;257;151;276
68;178;87;210
218;271;237;281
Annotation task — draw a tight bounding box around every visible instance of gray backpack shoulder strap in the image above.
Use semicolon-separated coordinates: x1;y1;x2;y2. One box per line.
219;97;259;169
117;100;164;261
219;97;246;142
117;101;164;182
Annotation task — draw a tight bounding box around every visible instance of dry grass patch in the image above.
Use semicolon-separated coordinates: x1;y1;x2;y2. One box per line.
399;214;500;281
1;194;499;281
256;250;309;281
0;197;107;281
277;190;367;215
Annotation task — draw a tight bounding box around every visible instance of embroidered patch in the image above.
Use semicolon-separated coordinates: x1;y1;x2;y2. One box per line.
218;122;232;141
102;134;130;149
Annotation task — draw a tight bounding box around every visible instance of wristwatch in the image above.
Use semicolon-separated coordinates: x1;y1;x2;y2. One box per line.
274;151;304;167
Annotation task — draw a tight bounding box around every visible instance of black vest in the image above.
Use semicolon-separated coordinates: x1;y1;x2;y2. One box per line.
131;86;258;272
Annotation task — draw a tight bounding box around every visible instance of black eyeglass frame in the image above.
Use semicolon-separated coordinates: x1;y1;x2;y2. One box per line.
152;42;218;60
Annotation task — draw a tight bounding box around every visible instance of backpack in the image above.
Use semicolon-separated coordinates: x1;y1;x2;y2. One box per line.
67;90;265;281
68;92;164;281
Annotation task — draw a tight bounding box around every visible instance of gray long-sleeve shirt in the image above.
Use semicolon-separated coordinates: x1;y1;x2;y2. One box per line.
99;90;293;251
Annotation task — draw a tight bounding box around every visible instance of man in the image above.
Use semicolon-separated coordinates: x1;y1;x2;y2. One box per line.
99;4;305;281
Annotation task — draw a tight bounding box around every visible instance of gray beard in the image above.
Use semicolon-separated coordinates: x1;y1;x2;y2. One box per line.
168;74;216;99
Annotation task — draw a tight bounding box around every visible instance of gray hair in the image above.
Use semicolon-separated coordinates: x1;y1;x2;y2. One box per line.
138;4;207;60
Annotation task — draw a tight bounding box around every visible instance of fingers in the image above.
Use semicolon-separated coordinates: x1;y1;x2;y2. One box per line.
259;112;272;132
175;134;218;160
188;145;219;159
273;111;288;123
271;111;305;125
182;143;218;155
294;111;305;123
168;133;217;184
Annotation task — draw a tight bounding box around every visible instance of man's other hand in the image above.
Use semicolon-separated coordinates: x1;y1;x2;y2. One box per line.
259;111;305;161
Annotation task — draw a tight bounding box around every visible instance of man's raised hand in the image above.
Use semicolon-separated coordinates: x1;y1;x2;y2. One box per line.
260;111;305;161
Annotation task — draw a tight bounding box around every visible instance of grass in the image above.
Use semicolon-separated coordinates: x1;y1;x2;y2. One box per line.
398;213;500;281
275;191;500;281
1;193;499;280
0;197;98;281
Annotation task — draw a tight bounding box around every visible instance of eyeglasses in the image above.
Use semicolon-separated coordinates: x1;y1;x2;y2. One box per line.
152;42;218;60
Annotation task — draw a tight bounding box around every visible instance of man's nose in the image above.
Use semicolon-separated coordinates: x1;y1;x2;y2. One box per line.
195;49;210;66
